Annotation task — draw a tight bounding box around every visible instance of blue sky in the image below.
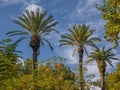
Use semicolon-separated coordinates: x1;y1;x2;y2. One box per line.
0;0;120;89
0;0;104;59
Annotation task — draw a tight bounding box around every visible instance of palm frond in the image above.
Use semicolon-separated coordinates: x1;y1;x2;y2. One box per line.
59;40;73;43
18;16;31;30
41;21;58;32
88;38;101;42
86;58;94;64
37;12;58;34
72;48;77;56
40;39;45;46
109;57;119;60
61;34;74;41
88;46;118;69
40;26;59;36
7;30;30;37
42;38;53;50
85;41;97;48
106;60;114;67
59;43;73;47
24;10;32;21
13;20;30;31
83;46;88;56
12;37;28;46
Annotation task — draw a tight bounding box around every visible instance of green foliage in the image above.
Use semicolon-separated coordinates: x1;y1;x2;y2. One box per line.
96;0;120;47
1;4;120;89
0;39;21;78
106;63;120;90
0;39;22;88
22;58;33;74
0;57;78;90
85;74;100;90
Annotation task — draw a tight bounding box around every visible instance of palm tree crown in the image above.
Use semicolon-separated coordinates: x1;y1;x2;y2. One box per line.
60;24;100;52
7;8;58;50
7;8;58;69
88;46;119;70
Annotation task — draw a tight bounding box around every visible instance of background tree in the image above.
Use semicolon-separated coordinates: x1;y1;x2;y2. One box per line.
106;63;120;90
22;57;33;74
0;38;22;89
60;24;100;90
96;0;120;47
7;8;58;70
0;57;77;90
88;46;119;90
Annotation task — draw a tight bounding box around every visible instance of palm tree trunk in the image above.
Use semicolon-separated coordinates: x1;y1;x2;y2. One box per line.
78;46;84;90
100;71;105;90
30;34;40;70
98;61;106;90
32;48;38;70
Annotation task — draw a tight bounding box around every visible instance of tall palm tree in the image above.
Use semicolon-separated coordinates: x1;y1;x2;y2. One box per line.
88;46;119;90
59;24;100;90
7;8;58;70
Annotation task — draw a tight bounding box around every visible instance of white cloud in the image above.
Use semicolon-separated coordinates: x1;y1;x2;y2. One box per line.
0;0;41;7
25;3;42;12
86;63;100;81
90;86;101;90
69;0;102;23
86;19;106;33
30;0;40;4
18;57;24;65
56;46;78;64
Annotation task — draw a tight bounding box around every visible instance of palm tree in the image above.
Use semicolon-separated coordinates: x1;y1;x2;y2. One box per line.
88;46;119;90
59;24;100;90
7;8;58;70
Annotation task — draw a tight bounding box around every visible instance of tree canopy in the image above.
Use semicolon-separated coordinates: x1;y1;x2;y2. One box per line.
106;63;120;90
96;0;120;47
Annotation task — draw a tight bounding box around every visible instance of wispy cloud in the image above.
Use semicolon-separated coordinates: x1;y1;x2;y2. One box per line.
56;46;78;64
0;0;21;6
7;0;43;20
68;0;105;38
21;0;42;11
0;0;41;11
0;0;41;6
69;0;101;23
0;0;42;13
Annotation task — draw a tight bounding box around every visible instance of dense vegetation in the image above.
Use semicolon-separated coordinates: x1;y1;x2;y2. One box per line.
0;0;120;90
106;63;120;90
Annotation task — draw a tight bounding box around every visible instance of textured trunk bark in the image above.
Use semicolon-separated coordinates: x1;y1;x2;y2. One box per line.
100;71;105;90
32;48;38;70
97;60;106;90
30;34;40;70
78;46;84;90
